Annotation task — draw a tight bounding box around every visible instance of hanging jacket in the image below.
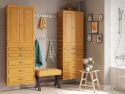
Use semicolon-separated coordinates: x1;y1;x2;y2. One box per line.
46;41;56;63
35;39;43;67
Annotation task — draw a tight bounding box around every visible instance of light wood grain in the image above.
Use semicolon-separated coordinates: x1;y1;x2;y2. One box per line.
57;11;84;80
36;68;62;77
6;5;35;86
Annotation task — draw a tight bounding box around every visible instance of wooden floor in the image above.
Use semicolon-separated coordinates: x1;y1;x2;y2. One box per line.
0;84;124;94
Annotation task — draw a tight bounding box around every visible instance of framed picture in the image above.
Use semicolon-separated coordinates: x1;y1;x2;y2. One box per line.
98;13;103;22
87;34;92;42
91;21;98;34
96;34;103;43
87;13;93;22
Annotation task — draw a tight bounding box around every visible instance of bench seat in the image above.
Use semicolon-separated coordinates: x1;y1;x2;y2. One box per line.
35;68;62;91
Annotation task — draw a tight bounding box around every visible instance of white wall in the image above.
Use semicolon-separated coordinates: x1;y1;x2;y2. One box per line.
0;0;65;88
111;0;125;66
110;0;125;91
104;0;111;87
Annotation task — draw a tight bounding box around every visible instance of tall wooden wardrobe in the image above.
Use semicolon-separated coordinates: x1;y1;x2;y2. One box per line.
6;5;34;86
58;11;84;80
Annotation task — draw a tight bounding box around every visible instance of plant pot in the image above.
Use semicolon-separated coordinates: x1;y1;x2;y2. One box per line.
89;66;93;71
85;66;90;72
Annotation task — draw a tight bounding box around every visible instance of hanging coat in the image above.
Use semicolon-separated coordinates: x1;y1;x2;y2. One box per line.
35;39;43;67
46;41;56;63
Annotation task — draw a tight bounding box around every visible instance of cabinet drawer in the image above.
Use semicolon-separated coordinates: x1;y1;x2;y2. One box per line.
63;52;73;57
8;65;34;69
63;65;82;72
8;53;34;58
7;59;34;66
7;76;34;83
8;47;34;53
63;49;83;58
63;61;83;67
7;80;34;86
8;68;34;77
63;71;81;80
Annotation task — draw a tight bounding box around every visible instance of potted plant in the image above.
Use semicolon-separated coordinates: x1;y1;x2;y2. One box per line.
83;57;94;71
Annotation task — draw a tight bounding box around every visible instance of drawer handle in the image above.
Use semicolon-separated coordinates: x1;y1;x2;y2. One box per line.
19;78;22;80
19;48;22;50
18;70;22;72
19;48;24;50
19;54;22;56
71;52;76;54
18;62;22;63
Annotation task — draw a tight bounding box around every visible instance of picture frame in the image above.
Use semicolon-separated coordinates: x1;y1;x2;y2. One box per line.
87;34;92;42
96;34;103;43
91;21;98;34
87;13;93;22
98;13;103;22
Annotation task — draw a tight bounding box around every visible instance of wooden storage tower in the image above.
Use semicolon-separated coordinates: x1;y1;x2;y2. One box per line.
6;5;34;86
57;11;84;80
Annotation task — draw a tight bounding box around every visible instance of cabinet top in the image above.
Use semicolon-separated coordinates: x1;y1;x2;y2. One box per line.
59;10;84;14
6;4;34;9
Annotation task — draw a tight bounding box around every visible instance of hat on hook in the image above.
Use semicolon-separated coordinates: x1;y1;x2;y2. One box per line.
39;17;46;30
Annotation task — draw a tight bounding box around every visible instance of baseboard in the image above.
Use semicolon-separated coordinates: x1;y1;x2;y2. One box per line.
0;84;35;91
101;85;111;90
0;86;20;91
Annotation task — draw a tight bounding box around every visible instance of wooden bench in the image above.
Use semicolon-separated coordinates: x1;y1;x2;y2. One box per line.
35;68;62;91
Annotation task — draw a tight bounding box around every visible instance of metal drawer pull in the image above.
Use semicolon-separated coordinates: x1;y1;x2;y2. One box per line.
19;54;22;56
19;70;22;72
18;62;22;63
19;48;24;50
19;48;22;50
19;78;22;80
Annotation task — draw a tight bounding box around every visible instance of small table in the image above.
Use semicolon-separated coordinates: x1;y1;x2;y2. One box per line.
79;70;100;93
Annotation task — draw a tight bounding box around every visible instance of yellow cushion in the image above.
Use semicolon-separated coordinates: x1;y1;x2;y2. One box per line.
35;68;62;77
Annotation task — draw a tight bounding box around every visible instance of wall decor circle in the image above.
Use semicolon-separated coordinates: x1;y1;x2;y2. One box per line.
87;34;92;42
98;13;103;22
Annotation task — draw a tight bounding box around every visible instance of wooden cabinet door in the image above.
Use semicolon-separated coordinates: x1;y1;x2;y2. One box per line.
63;11;75;46
20;7;34;46
75;12;83;47
7;6;20;46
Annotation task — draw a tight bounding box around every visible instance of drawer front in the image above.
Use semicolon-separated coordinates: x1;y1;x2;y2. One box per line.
62;57;82;80
7;53;34;59
7;76;34;85
7;47;34;53
63;71;81;80
63;58;83;67
7;59;34;66
63;52;74;57
63;64;82;71
63;65;82;73
7;67;34;77
63;46;83;51
63;46;83;58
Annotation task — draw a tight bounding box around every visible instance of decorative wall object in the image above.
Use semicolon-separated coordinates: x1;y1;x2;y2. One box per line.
98;13;103;22
87;34;92;42
40;17;46;30
91;21;98;34
87;13;93;22
96;34;103;43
